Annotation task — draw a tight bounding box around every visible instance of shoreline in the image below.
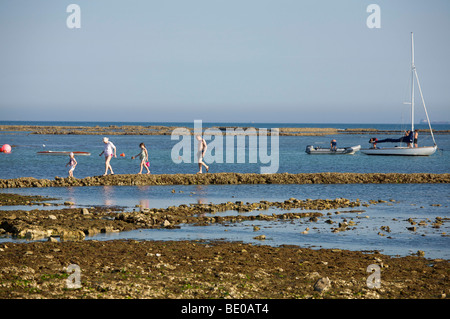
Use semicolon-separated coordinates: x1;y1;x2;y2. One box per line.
1;124;449;136
1;172;449;188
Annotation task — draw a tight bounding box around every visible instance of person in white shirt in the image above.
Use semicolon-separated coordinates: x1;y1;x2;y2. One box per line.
99;137;117;176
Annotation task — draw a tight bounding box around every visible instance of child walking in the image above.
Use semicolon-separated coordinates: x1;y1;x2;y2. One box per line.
66;152;77;178
131;143;150;174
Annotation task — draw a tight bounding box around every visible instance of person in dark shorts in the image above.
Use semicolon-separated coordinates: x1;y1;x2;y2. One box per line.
330;139;337;151
414;129;419;147
369;130;414;148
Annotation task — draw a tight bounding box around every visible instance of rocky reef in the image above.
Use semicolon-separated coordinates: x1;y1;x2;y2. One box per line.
0;172;448;188
1;124;448;136
0;197;361;241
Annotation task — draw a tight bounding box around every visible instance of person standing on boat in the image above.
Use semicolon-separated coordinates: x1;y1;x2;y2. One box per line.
330;139;337;151
414;129;419;148
99;137;116;176
406;130;414;147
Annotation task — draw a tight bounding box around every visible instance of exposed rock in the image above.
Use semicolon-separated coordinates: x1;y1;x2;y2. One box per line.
0;173;448;188
60;230;85;241
253;235;266;240
416;250;425;257
313;277;331;293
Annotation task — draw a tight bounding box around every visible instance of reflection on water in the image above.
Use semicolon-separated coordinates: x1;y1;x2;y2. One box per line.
66;187;76;206
137;186;151;209
139;199;150;209
101;186;116;206
195;185;208;205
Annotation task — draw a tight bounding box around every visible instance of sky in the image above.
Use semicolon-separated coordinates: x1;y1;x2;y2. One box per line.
0;0;449;124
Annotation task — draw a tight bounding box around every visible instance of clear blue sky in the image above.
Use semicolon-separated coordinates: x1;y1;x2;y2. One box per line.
0;0;449;123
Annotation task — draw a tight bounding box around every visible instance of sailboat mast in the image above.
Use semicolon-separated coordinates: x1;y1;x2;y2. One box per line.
411;32;415;133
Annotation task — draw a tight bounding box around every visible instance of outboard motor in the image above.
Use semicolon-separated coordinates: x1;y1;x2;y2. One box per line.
305;145;314;154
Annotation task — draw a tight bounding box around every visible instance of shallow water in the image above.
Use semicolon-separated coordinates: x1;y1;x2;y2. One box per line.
1;183;449;259
0;123;449;180
1;122;449;258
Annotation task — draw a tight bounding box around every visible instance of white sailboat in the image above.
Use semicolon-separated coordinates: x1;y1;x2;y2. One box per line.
361;32;437;156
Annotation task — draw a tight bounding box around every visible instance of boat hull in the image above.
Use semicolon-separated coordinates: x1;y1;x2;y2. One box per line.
361;145;436;156
306;145;361;155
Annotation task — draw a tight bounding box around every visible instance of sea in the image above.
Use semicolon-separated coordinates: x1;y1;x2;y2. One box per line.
0;121;449;259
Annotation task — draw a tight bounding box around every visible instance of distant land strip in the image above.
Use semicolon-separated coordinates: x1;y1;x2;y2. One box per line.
0;172;448;188
1;125;449;136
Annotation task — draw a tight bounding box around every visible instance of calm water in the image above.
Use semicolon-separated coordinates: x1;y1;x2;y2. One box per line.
0;183;449;259
0;121;449;179
0;122;449;259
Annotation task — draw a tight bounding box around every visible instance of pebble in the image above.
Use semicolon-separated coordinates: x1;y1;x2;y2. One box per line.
418;221;427;226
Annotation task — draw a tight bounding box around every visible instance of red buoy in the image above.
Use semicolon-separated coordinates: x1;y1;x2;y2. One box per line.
1;144;11;153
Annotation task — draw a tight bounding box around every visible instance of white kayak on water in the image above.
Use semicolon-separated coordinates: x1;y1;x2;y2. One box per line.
37;151;91;156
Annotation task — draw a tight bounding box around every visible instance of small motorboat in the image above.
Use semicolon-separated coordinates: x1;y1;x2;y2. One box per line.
37;151;91;156
305;145;361;155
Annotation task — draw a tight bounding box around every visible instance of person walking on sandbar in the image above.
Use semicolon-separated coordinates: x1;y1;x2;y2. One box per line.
196;134;209;174
99;137;116;176
131;143;150;174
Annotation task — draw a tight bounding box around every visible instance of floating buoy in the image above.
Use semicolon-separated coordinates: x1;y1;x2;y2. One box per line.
120;153;125;157
1;144;11;153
